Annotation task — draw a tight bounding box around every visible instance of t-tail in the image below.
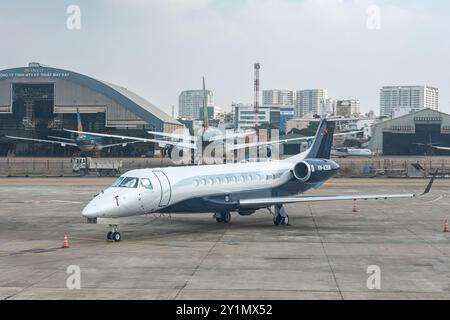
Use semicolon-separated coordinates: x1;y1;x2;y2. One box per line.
305;119;335;159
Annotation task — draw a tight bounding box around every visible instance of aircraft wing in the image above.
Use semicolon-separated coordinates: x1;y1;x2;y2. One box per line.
432;146;450;151
6;135;78;147
101;140;143;148
239;194;416;207
239;173;436;208
209;131;256;142
64;129;196;150
334;131;364;136
47;136;77;142
226;131;363;151
228;137;310;151
147;130;196;142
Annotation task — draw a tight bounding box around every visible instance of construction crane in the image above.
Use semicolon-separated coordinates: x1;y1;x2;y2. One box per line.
202;76;209;130
254;63;260;140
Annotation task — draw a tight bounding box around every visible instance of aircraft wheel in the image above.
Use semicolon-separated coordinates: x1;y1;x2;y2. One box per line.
215;212;231;223
112;232;121;242
107;231;113;240
222;212;231;223
273;214;283;226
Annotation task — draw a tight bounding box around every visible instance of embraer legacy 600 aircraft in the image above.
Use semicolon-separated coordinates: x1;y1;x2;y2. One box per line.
82;119;435;242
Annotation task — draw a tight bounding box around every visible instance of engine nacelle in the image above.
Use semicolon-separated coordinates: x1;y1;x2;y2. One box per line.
161;146;172;158
161;146;186;159
169;146;184;159
293;161;312;182
292;159;339;183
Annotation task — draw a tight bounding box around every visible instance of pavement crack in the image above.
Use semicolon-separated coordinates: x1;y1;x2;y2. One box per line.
174;225;228;299
4;270;59;300
405;226;448;257
308;204;344;300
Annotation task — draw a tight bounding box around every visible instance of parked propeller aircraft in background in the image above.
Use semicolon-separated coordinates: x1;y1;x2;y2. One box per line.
7;111;140;153
81;119;435;242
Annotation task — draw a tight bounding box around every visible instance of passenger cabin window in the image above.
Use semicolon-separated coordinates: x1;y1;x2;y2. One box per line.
118;177;139;188
140;178;153;190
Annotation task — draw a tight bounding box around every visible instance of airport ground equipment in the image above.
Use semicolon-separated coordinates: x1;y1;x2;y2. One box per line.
72;157;122;177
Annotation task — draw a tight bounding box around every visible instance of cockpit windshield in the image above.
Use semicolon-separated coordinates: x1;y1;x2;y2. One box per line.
111;177;125;187
111;177;139;188
119;177;139;188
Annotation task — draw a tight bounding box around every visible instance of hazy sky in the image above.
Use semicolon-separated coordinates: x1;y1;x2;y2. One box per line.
1;0;449;116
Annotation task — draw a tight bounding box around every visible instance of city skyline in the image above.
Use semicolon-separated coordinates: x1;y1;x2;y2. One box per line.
0;1;449;117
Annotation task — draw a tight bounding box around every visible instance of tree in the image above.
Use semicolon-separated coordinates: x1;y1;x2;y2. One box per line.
288;121;319;136
258;123;285;136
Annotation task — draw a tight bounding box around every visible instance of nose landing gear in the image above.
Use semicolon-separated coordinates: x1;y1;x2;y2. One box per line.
107;224;121;242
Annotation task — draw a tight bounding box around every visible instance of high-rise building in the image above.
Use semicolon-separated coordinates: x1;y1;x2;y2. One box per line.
335;99;361;117
321;98;360;116
234;104;280;131
263;90;295;105
380;86;439;117
178;90;214;120
295;89;328;117
279;106;295;131
263;104;294;131
322;99;336;116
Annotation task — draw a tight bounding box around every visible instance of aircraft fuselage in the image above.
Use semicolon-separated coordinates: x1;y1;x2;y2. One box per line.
82;158;340;219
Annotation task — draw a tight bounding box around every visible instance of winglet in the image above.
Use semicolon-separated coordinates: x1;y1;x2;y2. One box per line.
421;169;438;196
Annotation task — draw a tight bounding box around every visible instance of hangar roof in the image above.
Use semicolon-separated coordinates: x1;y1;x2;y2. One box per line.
101;80;177;125
372;108;449;129
0;63;181;130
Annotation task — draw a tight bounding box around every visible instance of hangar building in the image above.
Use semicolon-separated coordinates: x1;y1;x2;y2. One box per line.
369;109;450;155
0;62;182;156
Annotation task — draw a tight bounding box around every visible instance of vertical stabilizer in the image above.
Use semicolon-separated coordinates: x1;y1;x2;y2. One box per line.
305;119;335;159
77;109;83;132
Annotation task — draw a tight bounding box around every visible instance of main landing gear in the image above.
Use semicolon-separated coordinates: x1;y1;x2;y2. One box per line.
270;204;290;226
107;224;121;242
214;212;231;223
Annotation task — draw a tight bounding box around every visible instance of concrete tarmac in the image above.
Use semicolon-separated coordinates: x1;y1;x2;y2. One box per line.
0;178;449;300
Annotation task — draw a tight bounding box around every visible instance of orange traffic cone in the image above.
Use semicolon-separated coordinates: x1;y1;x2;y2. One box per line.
62;234;70;248
352;200;359;213
444;220;449;233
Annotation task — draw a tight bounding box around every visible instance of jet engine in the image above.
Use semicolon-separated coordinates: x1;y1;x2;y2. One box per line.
161;145;184;159
292;161;312;182
292;159;339;183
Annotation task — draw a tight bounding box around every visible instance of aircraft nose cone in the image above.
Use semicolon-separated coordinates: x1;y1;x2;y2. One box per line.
82;203;98;218
81;188;125;218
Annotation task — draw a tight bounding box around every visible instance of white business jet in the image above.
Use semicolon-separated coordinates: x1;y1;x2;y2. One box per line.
81;119;435;241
